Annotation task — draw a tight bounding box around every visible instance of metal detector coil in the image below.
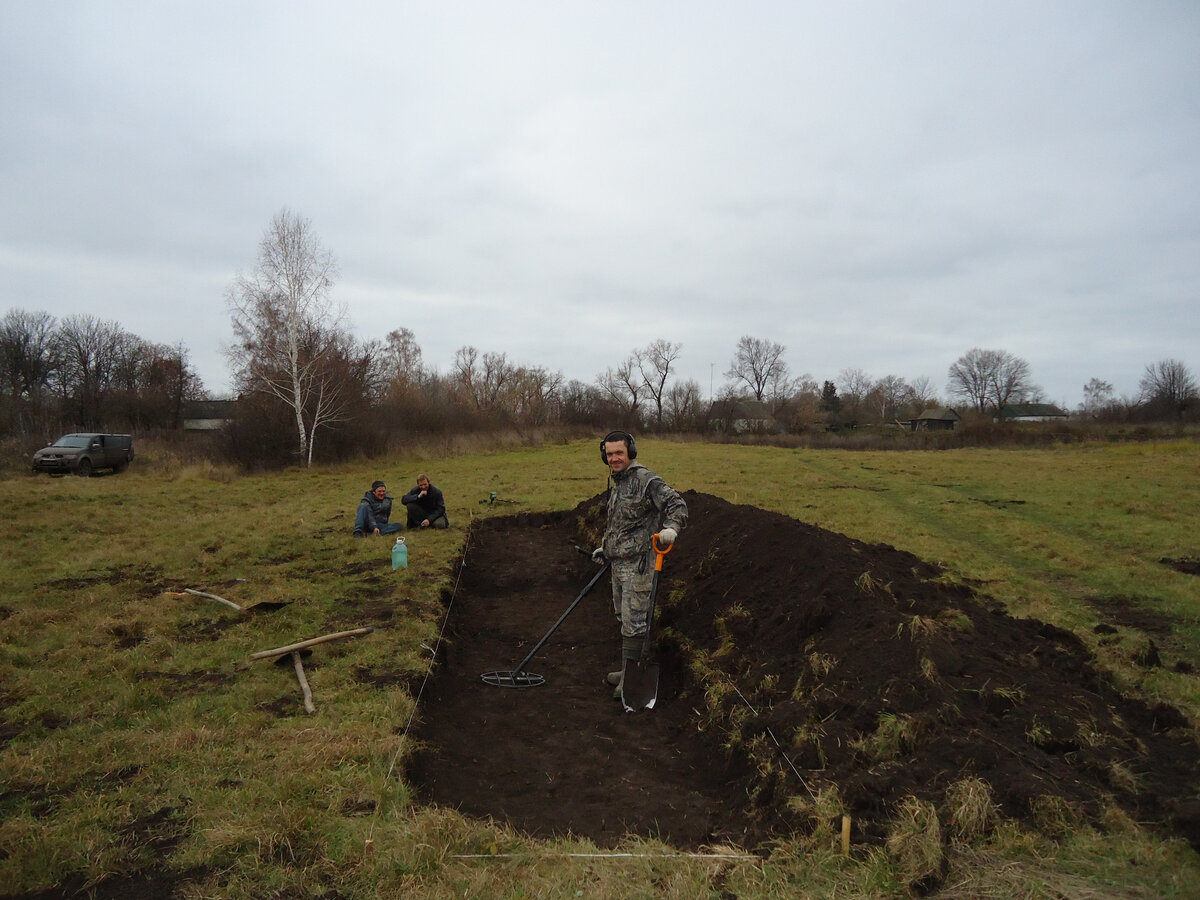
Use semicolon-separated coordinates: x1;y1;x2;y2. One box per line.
481;560;610;689
480;670;545;688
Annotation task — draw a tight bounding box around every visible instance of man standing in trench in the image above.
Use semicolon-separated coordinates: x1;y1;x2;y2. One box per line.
592;430;688;699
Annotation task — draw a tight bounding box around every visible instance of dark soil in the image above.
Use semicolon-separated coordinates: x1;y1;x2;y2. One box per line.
1162;556;1200;576
408;491;1200;853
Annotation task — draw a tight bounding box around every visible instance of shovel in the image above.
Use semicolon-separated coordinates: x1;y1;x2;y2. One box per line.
621;533;673;712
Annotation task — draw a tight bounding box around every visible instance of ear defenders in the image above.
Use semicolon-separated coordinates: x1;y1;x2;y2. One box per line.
600;430;637;462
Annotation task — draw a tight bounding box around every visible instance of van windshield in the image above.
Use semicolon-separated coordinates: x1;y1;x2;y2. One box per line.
52;436;90;448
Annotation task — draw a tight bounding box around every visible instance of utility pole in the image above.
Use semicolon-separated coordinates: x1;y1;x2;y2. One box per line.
710;362;714;401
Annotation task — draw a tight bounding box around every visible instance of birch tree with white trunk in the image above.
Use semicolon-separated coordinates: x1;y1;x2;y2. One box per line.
227;208;347;466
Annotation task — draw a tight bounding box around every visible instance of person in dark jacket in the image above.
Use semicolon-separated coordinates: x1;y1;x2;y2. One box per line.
353;481;404;537
402;474;449;529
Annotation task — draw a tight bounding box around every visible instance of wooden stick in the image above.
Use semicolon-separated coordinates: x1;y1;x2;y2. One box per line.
184;588;243;611
250;627;374;660
841;815;851;855
292;651;316;714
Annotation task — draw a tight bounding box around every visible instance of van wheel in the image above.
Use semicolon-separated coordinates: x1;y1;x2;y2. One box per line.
76;459;93;477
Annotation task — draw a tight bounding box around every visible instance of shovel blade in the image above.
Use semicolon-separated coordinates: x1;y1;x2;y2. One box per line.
620;659;660;712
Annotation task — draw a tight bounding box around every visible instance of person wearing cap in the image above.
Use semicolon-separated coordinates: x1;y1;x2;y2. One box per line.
353;480;404;537
592;430;687;698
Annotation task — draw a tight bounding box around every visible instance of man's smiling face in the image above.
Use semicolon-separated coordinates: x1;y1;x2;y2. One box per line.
604;441;629;473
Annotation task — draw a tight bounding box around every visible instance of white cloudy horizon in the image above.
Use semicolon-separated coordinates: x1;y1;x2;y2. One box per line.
3;1;1198;411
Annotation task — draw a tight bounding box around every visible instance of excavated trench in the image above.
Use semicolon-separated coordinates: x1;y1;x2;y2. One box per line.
407;492;1200;853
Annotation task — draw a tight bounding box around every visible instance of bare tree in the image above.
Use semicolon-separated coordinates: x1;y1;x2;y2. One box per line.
872;374;913;423
1;308;61;433
1079;377;1115;418
947;348;997;413
777;375;821;432
453;346;518;412
596;354;643;425
508;366;563;426
1139;358;1197;420
384;328;425;389
55;314;127;429
664;378;704;431
560;379;606;426
726;335;790;403
636;339;682;428
227;209;346;465
989;351;1034;411
452;345;480;406
947;348;1034;415
907;375;939;413
837;367;874;423
147;342;204;430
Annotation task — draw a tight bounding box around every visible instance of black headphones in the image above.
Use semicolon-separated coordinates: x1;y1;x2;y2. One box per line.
600;430;637;462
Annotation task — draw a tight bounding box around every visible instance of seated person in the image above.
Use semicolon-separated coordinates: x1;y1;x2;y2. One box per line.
401;474;449;529
354;481;404;537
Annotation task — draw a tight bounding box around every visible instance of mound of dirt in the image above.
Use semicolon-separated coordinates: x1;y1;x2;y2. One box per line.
407;491;1199;852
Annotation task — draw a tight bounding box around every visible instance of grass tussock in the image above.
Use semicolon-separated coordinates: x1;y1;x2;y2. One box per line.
854;712;922;763
885;796;944;890
943;777;998;844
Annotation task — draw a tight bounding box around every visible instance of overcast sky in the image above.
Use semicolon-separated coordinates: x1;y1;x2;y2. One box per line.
3;1;1198;408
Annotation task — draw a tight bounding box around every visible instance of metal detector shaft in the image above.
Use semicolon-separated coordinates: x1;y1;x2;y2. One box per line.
511;560;610;676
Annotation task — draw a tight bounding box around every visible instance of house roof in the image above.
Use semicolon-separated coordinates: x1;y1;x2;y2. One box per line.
914;407;961;421
1002;403;1068;419
183;399;238;419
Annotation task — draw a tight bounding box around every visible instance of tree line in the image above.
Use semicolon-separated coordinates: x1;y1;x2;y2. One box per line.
0;308;205;438
5;209;1195;462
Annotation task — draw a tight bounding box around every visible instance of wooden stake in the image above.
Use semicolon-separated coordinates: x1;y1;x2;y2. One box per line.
841;815;851;855
292;651;316;714
250;627;374;660
183;588;242;611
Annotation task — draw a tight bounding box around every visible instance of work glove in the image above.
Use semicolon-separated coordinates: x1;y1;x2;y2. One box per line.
591;547;605;563
657;528;678;548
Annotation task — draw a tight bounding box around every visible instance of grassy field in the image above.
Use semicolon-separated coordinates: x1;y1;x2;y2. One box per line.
1;437;1198;898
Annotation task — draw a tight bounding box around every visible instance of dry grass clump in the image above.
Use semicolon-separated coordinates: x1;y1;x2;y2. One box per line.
854;571;894;599
942;777;997;844
896;614;941;642
884;796;944;889
785;782;845;837
807;650;838;678
854;712;921;762
1029;794;1085;837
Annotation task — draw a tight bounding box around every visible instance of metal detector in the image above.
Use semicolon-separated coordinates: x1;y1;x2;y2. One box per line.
481;560;611;688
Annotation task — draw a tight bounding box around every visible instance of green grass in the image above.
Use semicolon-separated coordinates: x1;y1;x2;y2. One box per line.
1;438;1198;898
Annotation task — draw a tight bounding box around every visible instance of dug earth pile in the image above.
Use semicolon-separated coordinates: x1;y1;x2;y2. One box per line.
408;491;1200;853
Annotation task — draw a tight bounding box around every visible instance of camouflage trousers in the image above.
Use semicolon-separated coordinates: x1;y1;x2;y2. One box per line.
610;556;655;638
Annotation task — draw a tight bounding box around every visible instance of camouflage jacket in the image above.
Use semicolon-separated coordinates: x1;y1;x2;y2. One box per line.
602;462;688;562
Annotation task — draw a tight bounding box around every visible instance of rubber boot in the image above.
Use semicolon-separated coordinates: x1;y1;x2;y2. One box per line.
613;636;643;698
610;661;626;699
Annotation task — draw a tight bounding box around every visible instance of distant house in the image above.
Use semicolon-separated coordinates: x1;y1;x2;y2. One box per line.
708;399;783;434
907;407;961;431
1000;403;1069;423
183;399;238;431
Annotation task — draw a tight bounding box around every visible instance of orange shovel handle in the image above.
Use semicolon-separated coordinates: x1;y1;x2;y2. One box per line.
651;532;674;571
